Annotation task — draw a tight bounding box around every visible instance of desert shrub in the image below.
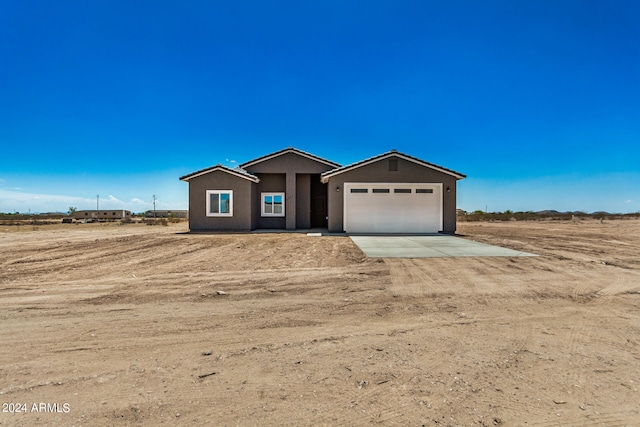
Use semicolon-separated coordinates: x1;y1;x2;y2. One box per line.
144;218;168;226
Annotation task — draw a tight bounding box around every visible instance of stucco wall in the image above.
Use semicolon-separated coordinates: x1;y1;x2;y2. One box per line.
254;173;287;229
326;156;459;233
296;174;311;229
244;152;336;174
187;171;253;231
246;152;337;230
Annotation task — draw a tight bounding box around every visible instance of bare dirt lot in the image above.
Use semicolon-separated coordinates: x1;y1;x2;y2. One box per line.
1;220;639;426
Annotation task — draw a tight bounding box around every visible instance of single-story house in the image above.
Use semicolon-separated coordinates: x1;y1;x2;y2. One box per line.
179;147;465;234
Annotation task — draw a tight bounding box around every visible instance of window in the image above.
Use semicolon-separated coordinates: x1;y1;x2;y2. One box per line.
350;188;368;193
416;188;434;194
206;190;233;217
372;188;390;193
394;188;411;193
262;192;284;217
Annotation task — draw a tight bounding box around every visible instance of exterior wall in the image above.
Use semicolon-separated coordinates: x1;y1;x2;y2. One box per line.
296;174;311;229
254;173;286;229
326;156;459;233
244;152;336;175
250;184;258;230
187;170;253;231
246;153;336;230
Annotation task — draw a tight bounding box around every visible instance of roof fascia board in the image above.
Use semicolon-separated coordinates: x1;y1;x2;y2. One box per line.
240;148;341;169
180;166;259;183
321;152;466;183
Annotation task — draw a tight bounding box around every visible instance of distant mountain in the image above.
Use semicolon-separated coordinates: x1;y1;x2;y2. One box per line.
536;210;563;215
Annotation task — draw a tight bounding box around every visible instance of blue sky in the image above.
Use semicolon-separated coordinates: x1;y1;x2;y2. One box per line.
1;0;638;214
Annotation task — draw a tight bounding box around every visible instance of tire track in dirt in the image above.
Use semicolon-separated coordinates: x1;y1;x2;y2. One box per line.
554;309;600;413
382;257;555;423
282;329;431;425
563;274;640;413
571;279;599;302
386;258;478;299
462;315;549;423
527;409;640;427
386;259;441;297
1;235;170;278
337;373;427;425
550;305;634;424
192;332;417;425
594;275;640;303
510;314;535;356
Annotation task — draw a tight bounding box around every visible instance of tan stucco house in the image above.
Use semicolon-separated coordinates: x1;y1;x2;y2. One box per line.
179;147;465;234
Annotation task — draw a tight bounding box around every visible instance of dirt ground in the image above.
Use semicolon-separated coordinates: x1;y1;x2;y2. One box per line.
0;219;639;426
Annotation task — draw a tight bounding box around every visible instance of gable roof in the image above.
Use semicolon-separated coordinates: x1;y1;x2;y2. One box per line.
240;147;341;169
320;150;466;182
179;164;260;183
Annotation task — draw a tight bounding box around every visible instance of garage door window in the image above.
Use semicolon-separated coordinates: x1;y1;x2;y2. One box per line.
350;188;368;193
394;188;411;193
416;189;434;193
372;188;390;193
262;192;284;217
206;190;233;217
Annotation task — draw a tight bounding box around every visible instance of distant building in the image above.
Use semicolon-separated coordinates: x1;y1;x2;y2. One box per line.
73;210;132;221
144;210;188;219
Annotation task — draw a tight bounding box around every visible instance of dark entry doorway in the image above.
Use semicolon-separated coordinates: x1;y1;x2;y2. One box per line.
310;174;327;228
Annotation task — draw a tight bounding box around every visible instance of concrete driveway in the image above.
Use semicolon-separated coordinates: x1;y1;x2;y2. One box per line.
350;235;537;258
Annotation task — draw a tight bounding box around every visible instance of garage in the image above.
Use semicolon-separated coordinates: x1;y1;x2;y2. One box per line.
320;150;465;234
344;183;442;233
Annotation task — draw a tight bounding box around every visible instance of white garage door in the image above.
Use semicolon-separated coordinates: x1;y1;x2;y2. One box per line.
344;183;442;233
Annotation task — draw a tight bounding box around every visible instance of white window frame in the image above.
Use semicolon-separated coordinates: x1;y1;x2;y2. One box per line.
261;192;285;217
206;190;233;217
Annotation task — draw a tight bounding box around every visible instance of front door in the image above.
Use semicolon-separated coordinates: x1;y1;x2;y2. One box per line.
310;174;328;228
311;196;327;228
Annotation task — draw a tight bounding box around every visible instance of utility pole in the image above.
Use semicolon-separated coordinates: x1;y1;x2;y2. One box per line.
97;194;99;211
153;194;157;218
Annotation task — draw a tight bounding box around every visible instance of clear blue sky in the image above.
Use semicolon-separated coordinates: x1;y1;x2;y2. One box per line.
1;1;638;214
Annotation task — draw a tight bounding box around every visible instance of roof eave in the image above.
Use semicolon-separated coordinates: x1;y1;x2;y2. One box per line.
240;147;341;169
179;166;260;183
320;151;466;182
